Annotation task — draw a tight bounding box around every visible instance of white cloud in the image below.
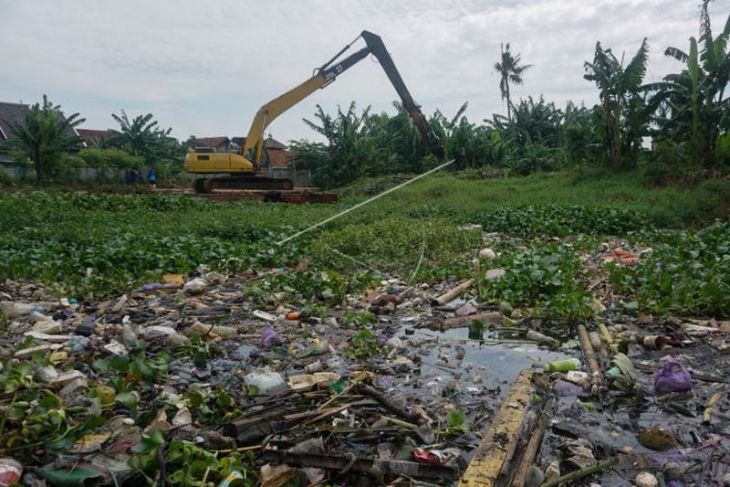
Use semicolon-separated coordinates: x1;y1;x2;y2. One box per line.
0;0;725;141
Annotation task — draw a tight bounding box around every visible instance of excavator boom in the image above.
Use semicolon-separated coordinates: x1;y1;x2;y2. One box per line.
185;30;443;193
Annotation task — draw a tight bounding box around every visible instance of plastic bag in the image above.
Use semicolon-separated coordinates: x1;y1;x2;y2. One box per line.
655;359;692;393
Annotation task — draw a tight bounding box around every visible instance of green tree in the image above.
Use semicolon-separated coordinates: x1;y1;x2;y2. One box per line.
4;95;85;181
562;102;603;165
487;96;567;174
647;1;730;167
584;38;653;168
299;102;376;187
109;110;176;165
494;43;532;122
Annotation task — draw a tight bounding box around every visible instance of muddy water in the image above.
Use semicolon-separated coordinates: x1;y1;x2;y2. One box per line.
405;326;569;388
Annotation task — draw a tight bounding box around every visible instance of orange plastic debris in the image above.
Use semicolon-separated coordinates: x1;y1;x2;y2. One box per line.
611;249;639;265
286;311;301;321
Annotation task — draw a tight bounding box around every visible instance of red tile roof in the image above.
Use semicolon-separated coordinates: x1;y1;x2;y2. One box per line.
77;128;115;138
194;136;230;148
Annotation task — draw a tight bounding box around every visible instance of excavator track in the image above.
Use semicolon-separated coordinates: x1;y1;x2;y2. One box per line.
193;176;294;194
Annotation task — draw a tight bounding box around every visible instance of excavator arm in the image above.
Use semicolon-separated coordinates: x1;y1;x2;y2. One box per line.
242;30;444;167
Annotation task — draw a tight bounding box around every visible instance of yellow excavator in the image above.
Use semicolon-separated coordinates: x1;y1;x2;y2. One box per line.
185;30;444;193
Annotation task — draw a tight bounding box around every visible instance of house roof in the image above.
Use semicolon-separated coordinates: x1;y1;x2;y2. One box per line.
76;128;118;148
77;128;115;138
0;101;81;142
230;136;287;150
194;136;230;148
264;138;286;150
0;102;30;141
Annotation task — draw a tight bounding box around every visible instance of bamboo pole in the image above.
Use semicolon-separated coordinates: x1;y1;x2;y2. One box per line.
578;324;603;394
434;278;475;306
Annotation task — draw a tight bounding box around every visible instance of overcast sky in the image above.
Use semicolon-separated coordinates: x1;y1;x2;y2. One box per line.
1;0;726;143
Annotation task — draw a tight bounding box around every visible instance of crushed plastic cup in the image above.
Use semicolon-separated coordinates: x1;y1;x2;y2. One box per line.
0;457;22;487
140;283;161;292
655;358;693;393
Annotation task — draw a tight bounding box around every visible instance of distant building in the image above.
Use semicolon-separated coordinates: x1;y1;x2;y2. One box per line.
0;101;82;175
0;102;33;165
230;135;294;168
77;128;118;148
191;136;231;153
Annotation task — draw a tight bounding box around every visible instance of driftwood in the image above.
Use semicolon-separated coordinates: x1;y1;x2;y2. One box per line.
539;457;618;487
260;450;456;482
510;400;553;486
525;329;560;347
578;324;603;393
433;278;475;306
225;403;369;441
440;311;502;330
224;409;288;436
589;331;608;361
550;422;621;455
357;384;419;423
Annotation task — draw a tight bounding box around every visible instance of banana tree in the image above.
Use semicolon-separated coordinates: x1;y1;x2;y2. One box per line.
109;110;175;166
584;38;651;168
5;95;85;181
302;102;376;186
646;1;730;167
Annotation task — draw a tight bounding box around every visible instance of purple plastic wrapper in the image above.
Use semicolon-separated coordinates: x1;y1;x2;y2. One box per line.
141;283;163;292
260;327;279;348
655;358;693;393
553;379;584;397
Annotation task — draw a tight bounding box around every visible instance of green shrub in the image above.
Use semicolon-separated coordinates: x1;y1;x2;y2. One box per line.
608;222;730;317
479;242;592;321
79;147;145;170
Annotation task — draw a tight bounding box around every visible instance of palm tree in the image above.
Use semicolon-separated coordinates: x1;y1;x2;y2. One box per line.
5;95;85;181
494;43;532;122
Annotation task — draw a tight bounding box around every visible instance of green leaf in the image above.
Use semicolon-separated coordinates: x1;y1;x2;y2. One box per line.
447;409;466;428
115;391;139;411
38;467;104;487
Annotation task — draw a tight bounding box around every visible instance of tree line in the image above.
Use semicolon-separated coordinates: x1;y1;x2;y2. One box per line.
0;100;183;182
1;1;727;188
292;1;730;188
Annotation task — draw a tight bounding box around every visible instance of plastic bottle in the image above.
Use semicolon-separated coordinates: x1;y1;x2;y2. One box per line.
546;358;581;373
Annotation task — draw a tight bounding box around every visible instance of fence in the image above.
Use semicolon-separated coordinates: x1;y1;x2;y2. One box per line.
1;164;312;187
0;164;127;181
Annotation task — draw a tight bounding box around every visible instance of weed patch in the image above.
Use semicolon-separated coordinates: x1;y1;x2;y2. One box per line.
608;222;730;317
479;242;593;321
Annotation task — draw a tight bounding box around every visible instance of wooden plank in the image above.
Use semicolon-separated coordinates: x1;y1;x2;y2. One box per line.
195;190;338;203
459;369;533;487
